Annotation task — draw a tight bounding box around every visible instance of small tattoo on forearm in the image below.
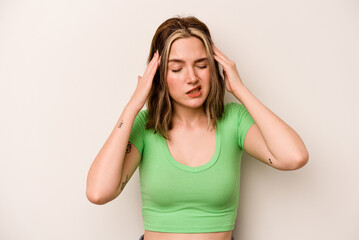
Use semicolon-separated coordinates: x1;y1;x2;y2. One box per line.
126;142;132;154
118;120;124;128
121;174;129;191
269;158;273;164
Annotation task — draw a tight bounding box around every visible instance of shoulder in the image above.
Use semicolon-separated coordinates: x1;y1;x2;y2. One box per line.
223;102;245;116
217;102;241;126
224;101;245;109
133;109;150;128
136;109;149;121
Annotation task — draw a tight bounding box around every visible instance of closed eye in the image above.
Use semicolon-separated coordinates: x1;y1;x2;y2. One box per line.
171;65;207;73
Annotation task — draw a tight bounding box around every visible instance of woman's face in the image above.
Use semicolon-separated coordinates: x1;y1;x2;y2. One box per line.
166;37;211;111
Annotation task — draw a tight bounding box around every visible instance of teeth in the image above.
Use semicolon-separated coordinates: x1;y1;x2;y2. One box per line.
188;87;200;94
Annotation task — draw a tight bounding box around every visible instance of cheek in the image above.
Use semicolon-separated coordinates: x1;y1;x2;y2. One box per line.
201;69;211;84
166;75;180;94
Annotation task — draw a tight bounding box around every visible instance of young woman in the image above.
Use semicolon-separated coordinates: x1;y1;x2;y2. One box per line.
86;16;309;240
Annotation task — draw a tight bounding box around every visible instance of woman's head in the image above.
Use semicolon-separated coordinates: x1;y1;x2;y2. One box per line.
146;16;225;139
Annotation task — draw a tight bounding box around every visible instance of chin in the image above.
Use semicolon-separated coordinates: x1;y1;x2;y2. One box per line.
178;98;207;110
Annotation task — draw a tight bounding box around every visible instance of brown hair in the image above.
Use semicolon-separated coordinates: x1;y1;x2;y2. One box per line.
145;16;225;139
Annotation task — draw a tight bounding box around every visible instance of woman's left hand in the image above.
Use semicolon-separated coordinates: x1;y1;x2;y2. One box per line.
212;45;245;94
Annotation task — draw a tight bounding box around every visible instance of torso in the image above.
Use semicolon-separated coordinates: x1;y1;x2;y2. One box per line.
166;123;216;168
143;123;232;240
144;230;233;240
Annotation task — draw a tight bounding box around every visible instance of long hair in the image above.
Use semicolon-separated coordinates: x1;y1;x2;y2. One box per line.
145;16;225;140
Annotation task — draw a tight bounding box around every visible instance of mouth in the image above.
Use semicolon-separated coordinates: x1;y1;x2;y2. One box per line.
186;86;201;94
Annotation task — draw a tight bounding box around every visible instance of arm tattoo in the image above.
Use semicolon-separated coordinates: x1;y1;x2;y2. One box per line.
269;158;273;164
126;142;132;154
118;120;124;128
121;174;129;191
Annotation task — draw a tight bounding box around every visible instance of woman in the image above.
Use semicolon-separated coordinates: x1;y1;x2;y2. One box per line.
86;16;309;240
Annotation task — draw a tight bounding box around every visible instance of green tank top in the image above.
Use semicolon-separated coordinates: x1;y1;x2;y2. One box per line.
129;102;255;233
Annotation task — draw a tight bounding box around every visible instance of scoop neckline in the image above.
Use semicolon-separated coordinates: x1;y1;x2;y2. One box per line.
161;124;221;173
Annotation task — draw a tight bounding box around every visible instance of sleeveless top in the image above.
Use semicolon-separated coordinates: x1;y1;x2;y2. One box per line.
129;102;255;233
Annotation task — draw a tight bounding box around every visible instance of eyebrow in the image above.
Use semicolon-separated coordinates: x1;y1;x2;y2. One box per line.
168;57;208;64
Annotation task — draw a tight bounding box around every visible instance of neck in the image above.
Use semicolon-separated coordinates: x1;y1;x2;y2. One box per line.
171;104;207;128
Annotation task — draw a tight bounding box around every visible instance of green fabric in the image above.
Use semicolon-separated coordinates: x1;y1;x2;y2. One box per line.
129;102;255;233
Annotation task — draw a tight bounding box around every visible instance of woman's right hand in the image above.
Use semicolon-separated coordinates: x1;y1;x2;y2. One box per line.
128;50;161;111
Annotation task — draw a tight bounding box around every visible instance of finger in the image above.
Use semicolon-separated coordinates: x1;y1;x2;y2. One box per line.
146;54;161;77
213;51;232;72
214;50;231;65
214;55;230;79
212;45;225;56
150;51;161;71
212;45;223;56
144;51;159;76
212;45;232;65
148;50;159;66
151;50;160;65
213;47;226;62
213;53;225;66
212;44;220;52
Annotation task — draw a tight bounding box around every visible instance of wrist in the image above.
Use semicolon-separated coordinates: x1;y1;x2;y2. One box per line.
232;83;248;101
127;93;146;112
125;101;143;114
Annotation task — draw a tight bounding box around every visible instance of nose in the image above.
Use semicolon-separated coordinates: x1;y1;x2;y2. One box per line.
186;66;198;84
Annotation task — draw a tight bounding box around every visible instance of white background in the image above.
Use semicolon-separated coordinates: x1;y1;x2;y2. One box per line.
0;0;358;239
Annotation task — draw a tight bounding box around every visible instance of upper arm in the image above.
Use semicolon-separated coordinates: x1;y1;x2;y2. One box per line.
243;123;286;170
115;110;147;196
116;142;141;196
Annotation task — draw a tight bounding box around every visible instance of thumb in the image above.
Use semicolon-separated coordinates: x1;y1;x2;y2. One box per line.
138;75;142;81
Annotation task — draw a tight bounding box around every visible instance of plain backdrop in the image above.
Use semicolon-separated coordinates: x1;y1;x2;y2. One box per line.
0;0;358;239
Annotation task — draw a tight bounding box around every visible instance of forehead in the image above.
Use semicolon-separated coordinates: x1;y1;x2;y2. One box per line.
168;37;207;60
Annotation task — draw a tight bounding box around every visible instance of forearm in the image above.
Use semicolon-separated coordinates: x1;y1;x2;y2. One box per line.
86;103;140;203
233;84;309;164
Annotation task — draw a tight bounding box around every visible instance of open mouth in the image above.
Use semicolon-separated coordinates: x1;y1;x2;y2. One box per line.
186;86;201;94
